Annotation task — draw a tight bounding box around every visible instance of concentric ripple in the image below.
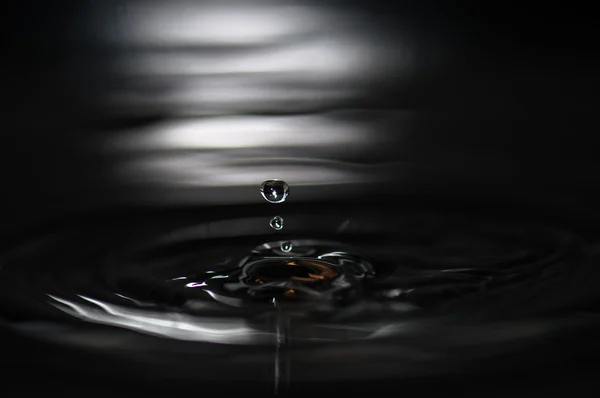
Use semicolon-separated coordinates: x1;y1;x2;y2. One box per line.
1;206;599;386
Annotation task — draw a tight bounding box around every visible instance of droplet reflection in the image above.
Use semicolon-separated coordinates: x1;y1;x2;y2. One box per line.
270;216;284;231
280;241;293;252
260;180;289;204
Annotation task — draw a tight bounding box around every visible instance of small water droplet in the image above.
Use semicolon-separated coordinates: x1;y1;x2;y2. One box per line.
280;241;293;252
260;180;289;204
270;216;284;231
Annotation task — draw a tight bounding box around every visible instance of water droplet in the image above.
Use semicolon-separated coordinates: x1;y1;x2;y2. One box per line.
280;241;293;252
260;180;289;204
270;216;284;231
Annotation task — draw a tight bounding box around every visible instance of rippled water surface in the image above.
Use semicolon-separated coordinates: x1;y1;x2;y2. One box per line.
2;204;600;394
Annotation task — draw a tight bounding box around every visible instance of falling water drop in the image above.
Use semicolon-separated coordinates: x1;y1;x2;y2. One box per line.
280;241;293;252
260;180;289;204
270;216;284;231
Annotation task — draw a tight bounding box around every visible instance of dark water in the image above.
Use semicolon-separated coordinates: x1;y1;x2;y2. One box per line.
3;203;600;395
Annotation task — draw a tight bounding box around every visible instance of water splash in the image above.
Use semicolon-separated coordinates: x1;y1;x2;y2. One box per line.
0;207;595;390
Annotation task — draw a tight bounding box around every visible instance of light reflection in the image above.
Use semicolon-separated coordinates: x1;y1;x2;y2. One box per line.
110;81;358;114
116;155;385;188
95;0;414;201
117;39;375;78
48;295;268;344
105;112;407;193
102;0;413;115
112;115;369;151
186;282;206;288
117;3;324;46
114;293;154;307
204;290;244;307
44;294;555;344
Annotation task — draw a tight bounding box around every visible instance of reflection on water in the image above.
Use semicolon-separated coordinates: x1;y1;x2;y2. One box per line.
86;0;416;209
280;241;293;253
2;205;599;392
98;1;412;116
102;111;416;206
